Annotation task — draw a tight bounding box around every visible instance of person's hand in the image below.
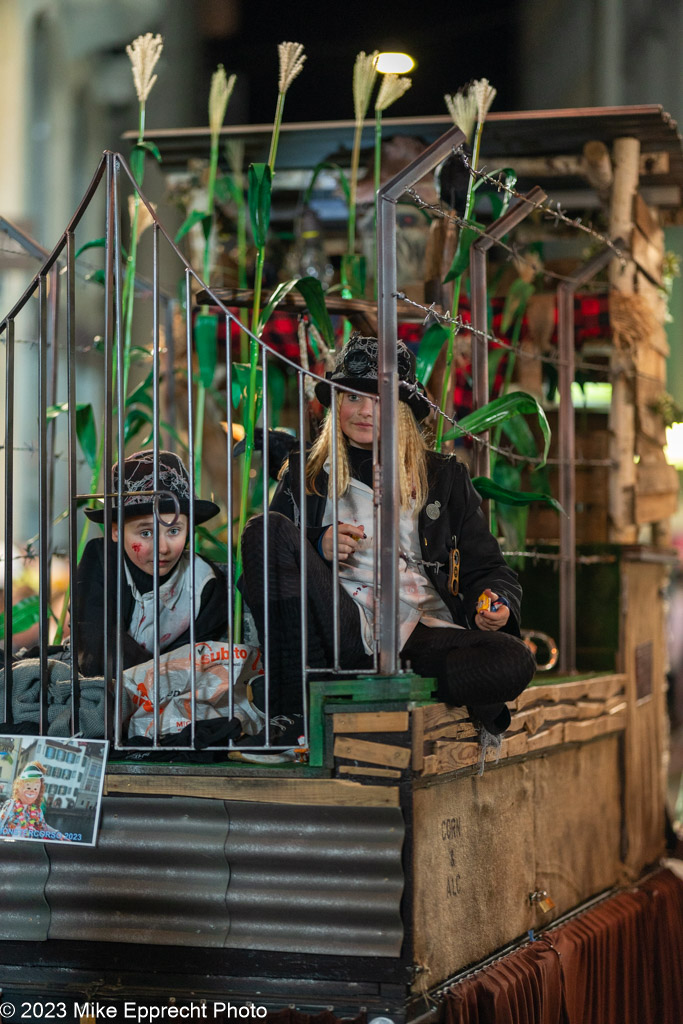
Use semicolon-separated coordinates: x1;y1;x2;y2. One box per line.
474;589;510;631
321;522;366;562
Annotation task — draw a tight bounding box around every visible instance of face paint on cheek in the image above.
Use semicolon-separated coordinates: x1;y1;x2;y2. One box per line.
132;543;142;553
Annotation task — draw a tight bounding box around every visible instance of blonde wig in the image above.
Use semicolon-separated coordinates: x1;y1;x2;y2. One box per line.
302;394;430;511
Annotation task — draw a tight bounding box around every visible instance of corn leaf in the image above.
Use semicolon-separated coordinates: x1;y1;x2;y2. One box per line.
231;363;263;420
294;276;336;347
247;163;272;249
303;161;351;206
124;408;153;446
195;523;230;562
215;176;244;206
444;221;485;283
175;210;213;244
416;323;449;386
267;363;287;428
0;595;42;640
258;278;299;332
443;391;551;466
488;347;507;383
125;371;154;410
492;461;529;559
46;401;98;470
472;475;563;512
194;313;218;388
501;278;534;334
341;253;366;299
487;168;517;220
133;140;162;164
500;411;540;461
74;237;128;261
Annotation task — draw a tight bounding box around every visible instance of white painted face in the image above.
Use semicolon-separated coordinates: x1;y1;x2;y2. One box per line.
20;780;41;804
113;514;189;576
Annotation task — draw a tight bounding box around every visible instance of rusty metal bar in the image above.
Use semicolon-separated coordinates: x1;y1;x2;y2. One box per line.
3;318;14;721
37;273;49;731
470;187;547;482
557;244;617;673
66;228;79;733
377;125;466;674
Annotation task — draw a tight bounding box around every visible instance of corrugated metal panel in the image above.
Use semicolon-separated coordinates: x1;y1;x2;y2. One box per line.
223;802;405;957
22;795;404;957
0;841;50;941
45;797;232;946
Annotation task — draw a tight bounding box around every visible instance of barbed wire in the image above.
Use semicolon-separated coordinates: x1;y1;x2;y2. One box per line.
404;186;598;289
501;550;618;565
456;146;628;266
394;290;670;388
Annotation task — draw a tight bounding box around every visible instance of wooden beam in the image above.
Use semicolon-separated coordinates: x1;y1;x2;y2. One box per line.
105;773;400;807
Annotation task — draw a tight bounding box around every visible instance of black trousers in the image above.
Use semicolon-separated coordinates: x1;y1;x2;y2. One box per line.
241;513;535;729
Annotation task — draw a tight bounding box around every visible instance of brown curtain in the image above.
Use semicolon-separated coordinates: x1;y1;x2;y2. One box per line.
444;867;683;1024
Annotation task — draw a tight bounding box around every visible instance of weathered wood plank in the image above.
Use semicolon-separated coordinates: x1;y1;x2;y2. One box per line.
333;735;411;769
332;710;410;733
423;721;479;742
337;765;402;779
412;706;425;773
105;773;400;806
632;228;663;286
564;709;626;743
498;731;531;758
635;490;679;524
422;741;481;775
421;704;471;730
526;722;566;752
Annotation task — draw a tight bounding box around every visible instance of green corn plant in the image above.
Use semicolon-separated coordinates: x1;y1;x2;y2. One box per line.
123;33;164;400
435;78;497;450
0;595;44;642
175;65;237;490
440;390;563;563
234;43;306;638
341;50;378;305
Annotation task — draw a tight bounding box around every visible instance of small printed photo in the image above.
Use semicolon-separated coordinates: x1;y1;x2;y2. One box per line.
0;735;108;846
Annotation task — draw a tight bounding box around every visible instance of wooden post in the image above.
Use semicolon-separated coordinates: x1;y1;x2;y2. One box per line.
582;140;613;204
608;137;639;544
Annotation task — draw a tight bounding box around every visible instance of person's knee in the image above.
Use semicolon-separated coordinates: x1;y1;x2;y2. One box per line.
501;633;536;700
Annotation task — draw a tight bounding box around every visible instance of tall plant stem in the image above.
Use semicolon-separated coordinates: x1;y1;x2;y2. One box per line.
268;92;285;169
237;194;249;362
121;102;148;402
234;245;266;640
234;83;288;639
347;119;363;257
435;119;484;451
193;127;222;491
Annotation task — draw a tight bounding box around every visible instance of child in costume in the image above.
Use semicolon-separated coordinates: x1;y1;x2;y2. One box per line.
76;450;227;678
241;333;535;733
0;762;66;840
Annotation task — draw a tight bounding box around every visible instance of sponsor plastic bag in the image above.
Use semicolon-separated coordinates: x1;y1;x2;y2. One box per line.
122;641;265;739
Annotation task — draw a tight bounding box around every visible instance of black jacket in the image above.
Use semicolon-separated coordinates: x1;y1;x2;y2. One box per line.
75;538;228;677
271;450;522;635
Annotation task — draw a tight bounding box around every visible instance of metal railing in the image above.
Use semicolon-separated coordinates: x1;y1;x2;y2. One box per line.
0;150;385;757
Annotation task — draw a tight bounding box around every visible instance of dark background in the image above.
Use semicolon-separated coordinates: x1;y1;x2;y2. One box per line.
203;0;521;125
